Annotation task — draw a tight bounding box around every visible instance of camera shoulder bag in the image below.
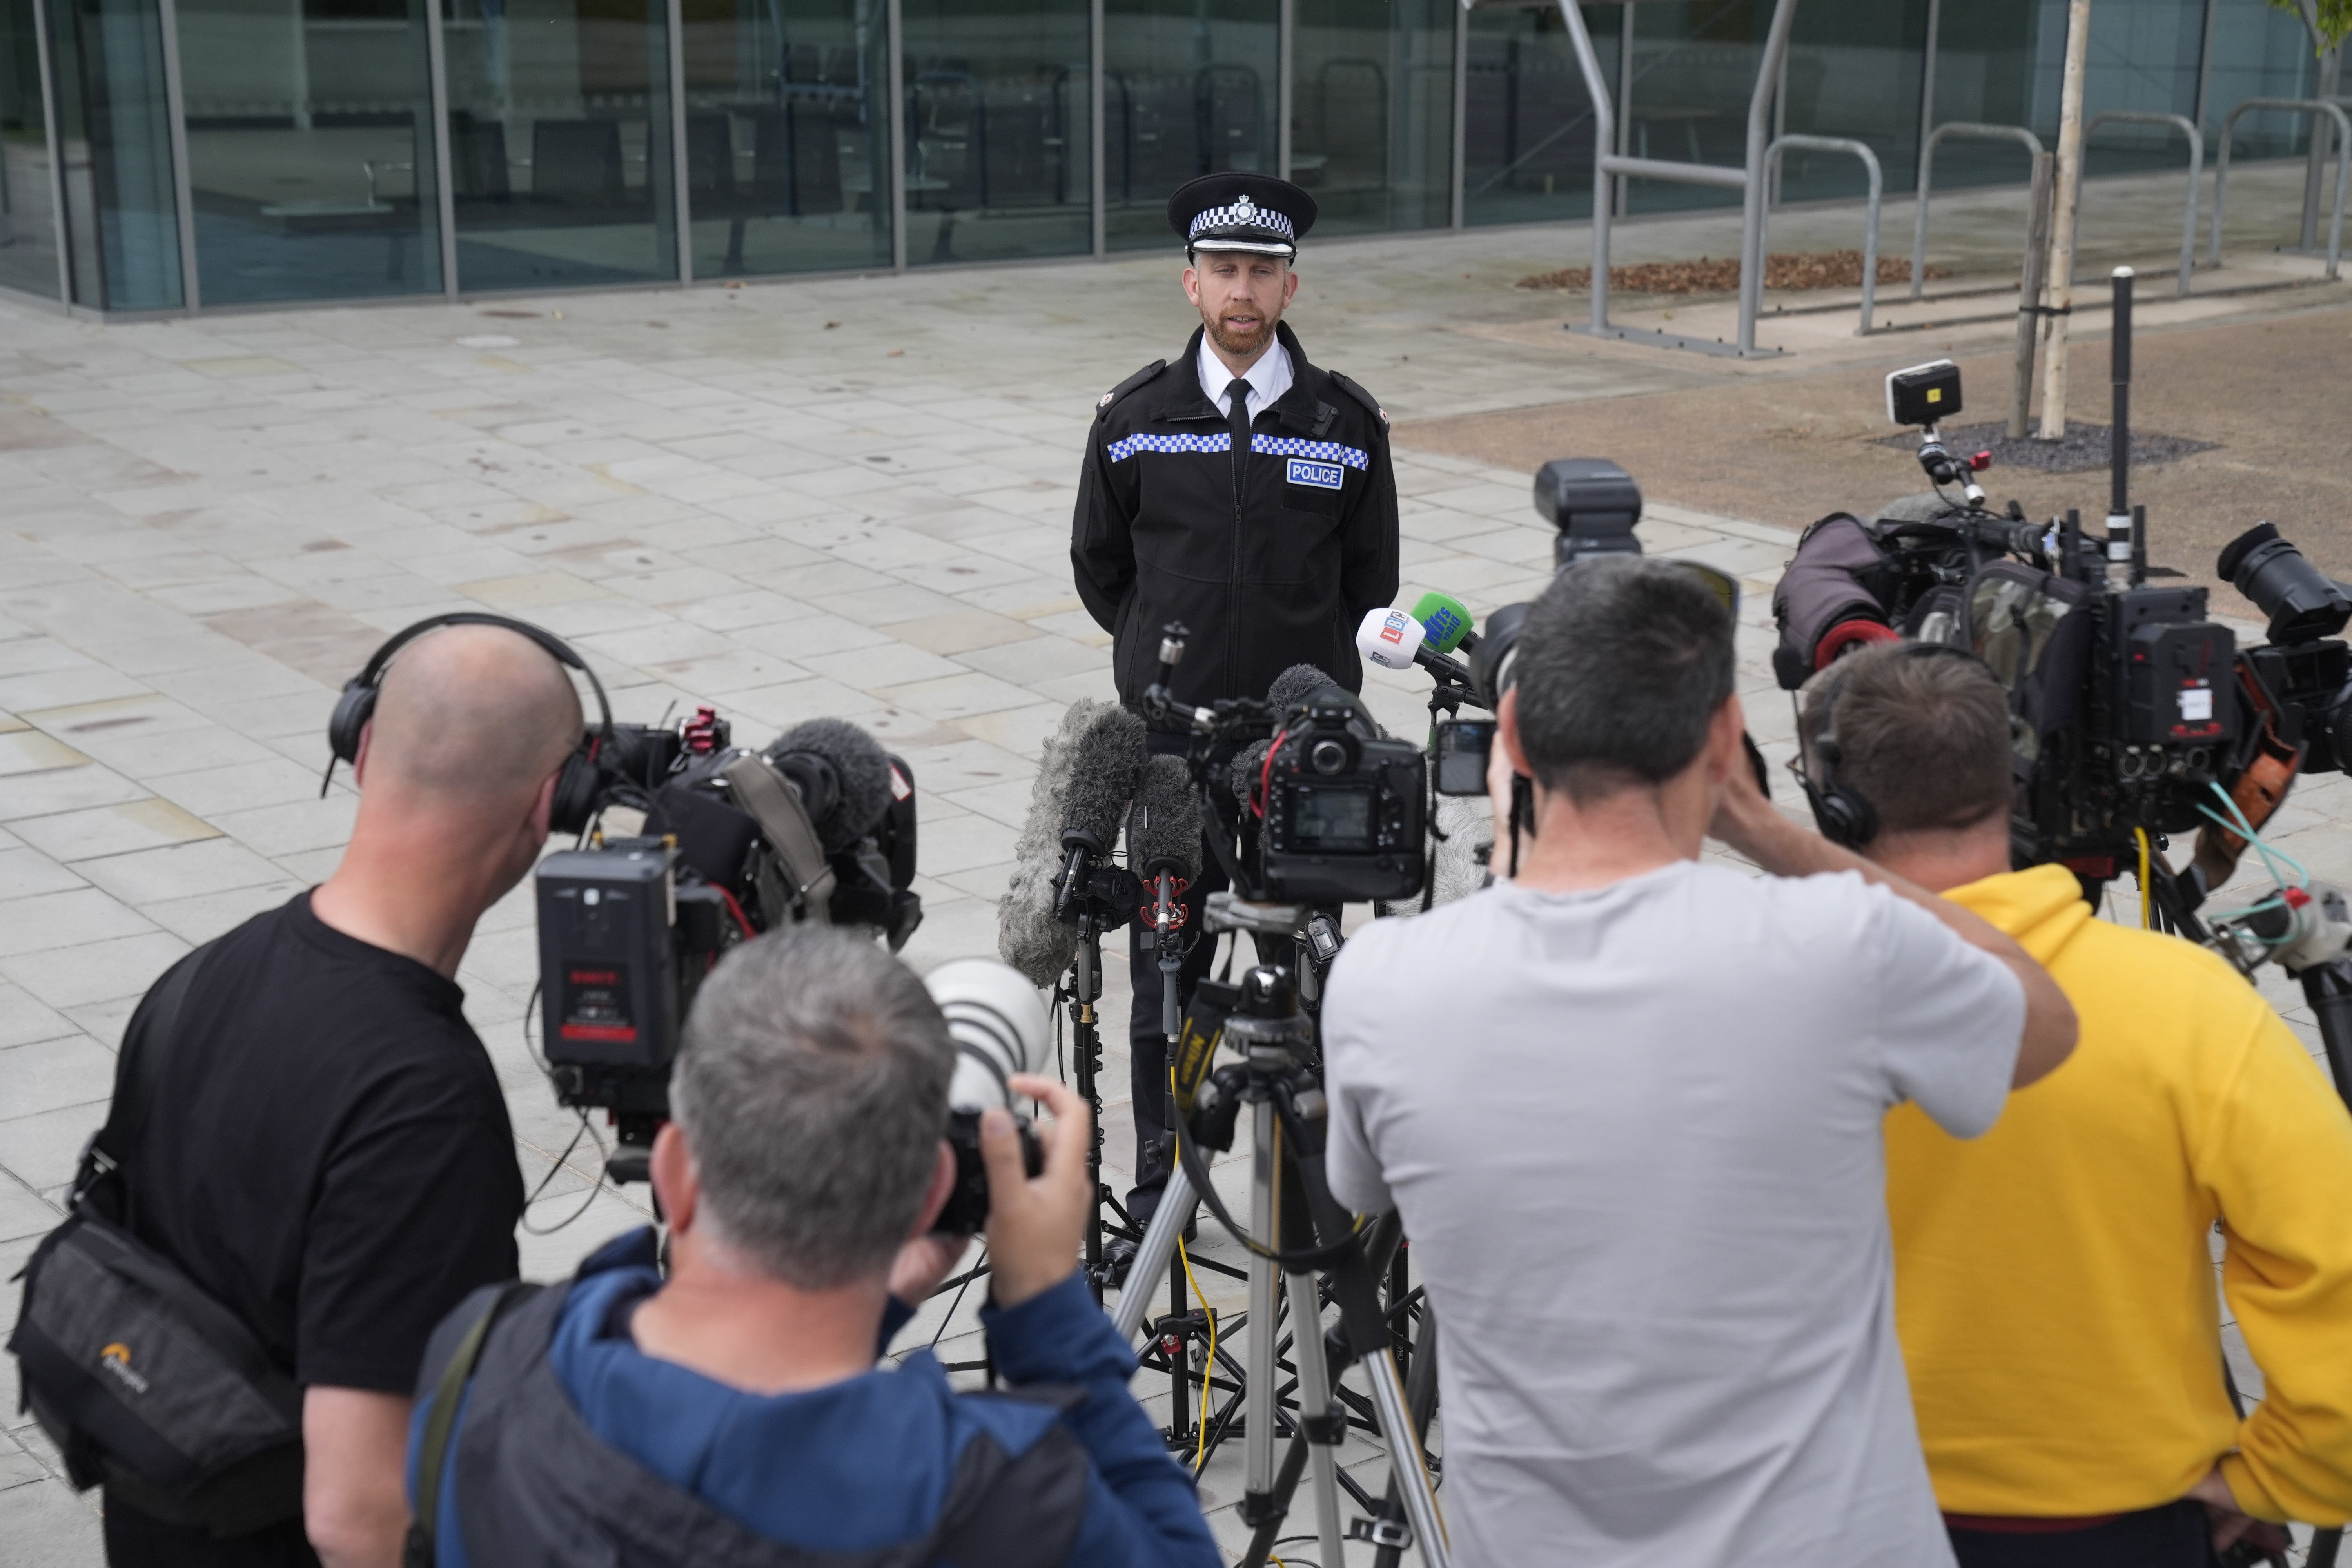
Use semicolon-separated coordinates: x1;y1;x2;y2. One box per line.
6;939;310;1537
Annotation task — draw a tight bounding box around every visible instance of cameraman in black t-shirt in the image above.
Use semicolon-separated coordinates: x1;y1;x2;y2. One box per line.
105;624;584;1568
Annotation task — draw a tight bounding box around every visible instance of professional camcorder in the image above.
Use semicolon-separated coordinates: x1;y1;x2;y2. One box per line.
536;709;923;1180
1770;269;2351;902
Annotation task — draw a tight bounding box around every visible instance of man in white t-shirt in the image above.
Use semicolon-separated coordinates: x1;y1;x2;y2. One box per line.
1320;557;2076;1568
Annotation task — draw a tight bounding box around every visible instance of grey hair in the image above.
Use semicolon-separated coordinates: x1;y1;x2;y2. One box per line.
1510;555;1738;804
668;926;953;1289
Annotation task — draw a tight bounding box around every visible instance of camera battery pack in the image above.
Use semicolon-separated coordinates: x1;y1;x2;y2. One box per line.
2113;588;2235;746
537;842;679;1080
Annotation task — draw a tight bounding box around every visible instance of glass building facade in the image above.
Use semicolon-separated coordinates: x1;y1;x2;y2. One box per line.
0;0;2332;310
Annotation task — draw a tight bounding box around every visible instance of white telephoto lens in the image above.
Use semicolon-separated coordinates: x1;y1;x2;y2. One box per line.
924;958;1050;1115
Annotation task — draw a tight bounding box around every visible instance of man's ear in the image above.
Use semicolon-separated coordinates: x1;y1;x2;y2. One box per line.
1497;688;1531;777
1181;266;1201;307
910;1141;957;1240
349;720;374;788
650;1121;700;1236
1281;267;1299;305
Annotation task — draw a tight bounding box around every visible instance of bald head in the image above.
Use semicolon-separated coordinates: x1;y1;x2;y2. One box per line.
366;625;584;807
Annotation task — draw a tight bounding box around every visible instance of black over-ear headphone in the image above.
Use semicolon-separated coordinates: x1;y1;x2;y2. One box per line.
1796;641;1991;849
324;612;616;835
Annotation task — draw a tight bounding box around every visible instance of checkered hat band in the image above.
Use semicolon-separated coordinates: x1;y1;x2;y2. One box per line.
1188;203;1298;241
1106;431;1368;470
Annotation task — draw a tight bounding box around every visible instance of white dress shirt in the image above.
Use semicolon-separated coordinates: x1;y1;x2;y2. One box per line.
1197;335;1294;424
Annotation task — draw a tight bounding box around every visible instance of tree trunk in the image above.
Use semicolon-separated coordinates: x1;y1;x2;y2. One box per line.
2037;0;2094;441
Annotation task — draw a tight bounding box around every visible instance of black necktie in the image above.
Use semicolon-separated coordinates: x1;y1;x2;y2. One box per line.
1225;376;1252;503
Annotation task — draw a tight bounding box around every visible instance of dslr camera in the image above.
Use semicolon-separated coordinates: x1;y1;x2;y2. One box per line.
1259;686;1427;903
536;710;923;1180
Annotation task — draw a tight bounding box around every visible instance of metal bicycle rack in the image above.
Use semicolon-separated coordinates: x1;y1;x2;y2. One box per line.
2210;96;2349;280
1908;122;2045;302
1762;134;1883;335
2078;111;2202;297
1551;0;1800;358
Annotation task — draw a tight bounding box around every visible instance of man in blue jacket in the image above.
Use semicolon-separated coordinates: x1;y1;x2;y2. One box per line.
405;926;1220;1568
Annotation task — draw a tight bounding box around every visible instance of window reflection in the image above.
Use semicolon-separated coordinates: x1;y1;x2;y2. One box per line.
1103;0;1274;251
175;0;441;305
0;0;60;295
445;0;676;289
901;0;1087;265
1289;0;1449;236
681;0;891;276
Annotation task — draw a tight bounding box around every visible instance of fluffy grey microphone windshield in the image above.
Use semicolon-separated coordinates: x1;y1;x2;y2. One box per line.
767;719;893;852
998;700;1145;987
1266;663;1337;719
1229;738;1271;812
1127;754;1202;879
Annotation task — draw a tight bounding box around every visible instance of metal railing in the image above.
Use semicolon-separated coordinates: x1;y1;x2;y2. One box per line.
2079;110;2201;296
1552;0;1800;358
1909;121;2044;301
1763;134;1883;334
2210;96;2348;279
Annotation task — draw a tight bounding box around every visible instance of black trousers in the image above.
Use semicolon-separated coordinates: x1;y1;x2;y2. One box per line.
1947;1501;2221;1568
1125;826;1229;1223
105;1494;319;1568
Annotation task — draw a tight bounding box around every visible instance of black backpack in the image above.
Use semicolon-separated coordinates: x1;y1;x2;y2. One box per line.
6;942;309;1537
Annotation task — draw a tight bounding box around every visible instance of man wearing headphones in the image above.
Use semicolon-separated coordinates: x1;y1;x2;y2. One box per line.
102;620;584;1568
1798;641;2352;1565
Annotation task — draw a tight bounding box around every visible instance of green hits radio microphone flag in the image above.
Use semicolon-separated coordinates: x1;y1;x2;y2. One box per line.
1410;592;1477;654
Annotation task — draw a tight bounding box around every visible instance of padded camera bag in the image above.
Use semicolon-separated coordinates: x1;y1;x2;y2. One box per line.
1771;514;1901;690
7;942;308;1536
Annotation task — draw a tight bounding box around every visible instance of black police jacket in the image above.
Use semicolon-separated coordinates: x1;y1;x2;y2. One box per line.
1071;322;1400;711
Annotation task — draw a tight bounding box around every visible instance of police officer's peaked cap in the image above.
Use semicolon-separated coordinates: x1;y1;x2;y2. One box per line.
1167;173;1317;260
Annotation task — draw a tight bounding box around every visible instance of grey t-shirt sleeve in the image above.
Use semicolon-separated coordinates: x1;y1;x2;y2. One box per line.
1866;886;2026;1140
1320;940;1397;1218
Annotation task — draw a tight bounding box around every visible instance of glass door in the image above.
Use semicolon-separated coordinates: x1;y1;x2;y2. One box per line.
900;0;1089;264
1289;0;1450;235
1103;0;1275;250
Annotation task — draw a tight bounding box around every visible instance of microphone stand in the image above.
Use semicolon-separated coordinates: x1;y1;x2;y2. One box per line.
1053;830;1142;1307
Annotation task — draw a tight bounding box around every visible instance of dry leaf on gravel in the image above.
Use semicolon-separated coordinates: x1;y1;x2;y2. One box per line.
1516;250;1951;294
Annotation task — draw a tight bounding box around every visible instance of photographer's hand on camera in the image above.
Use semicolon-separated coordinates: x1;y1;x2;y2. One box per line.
980;1074;1093;1309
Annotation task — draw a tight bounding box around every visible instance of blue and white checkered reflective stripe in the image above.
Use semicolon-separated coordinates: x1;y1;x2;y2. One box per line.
1106;430;1369;469
1106;432;1233;462
1251;434;1369;471
1189;201;1297;242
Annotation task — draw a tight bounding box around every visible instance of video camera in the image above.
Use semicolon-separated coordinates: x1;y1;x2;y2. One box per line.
535;708;923;1180
1770;268;2352;902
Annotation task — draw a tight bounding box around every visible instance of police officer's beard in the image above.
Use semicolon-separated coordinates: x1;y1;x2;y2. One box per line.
1207;304;1280;359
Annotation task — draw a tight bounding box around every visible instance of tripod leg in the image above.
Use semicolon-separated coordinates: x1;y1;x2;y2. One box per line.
1287;1268;1348;1568
1241;1097;1285;1526
1372;1305;1440;1568
1279;1085;1450;1568
1111;1163;1198;1342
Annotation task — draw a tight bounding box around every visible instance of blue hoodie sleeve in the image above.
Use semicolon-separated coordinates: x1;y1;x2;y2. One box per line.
980;1272;1221;1568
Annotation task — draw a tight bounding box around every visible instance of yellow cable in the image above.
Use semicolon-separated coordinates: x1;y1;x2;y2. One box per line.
2135;826;2154;929
1169;1065;1216;1474
1176;1230;1216;1474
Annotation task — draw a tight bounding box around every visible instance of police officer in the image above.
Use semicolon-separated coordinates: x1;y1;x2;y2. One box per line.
1071;172;1399;1232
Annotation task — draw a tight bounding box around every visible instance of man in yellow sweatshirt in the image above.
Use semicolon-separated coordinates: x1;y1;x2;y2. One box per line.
1796;641;2352;1567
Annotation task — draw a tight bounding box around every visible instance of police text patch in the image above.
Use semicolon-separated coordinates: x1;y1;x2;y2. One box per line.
1285;457;1345;491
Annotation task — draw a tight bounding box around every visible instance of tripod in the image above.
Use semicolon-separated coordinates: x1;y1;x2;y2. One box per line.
1115;962;1450;1568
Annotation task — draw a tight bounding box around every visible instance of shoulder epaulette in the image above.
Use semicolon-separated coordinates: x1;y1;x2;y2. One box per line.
1327;370;1388;428
1095;360;1167;418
